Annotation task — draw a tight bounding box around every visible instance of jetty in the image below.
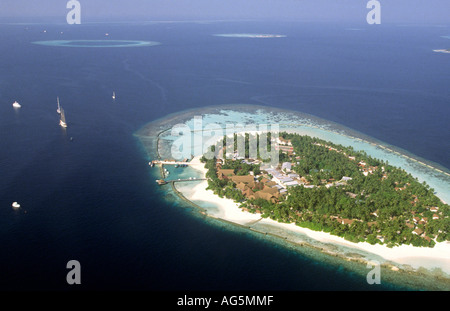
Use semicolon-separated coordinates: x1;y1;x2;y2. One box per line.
156;178;206;185
149;159;192;166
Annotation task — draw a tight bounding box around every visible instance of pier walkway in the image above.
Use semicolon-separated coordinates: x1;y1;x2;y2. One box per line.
156;178;207;185
150;160;193;166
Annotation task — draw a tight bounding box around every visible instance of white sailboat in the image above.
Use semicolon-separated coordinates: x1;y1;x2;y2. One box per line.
112;91;116;100
12;202;21;209
59;107;67;128
56;97;61;114
12;101;21;108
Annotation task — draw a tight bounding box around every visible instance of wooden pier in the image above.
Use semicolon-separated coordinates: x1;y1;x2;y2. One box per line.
156;178;207;185
149;159;192;166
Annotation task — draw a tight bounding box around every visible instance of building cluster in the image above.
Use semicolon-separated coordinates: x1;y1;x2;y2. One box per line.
366;205;443;242
215;137;353;205
274;137;294;154
216;164;281;205
409;206;443;241
211;136;447;245
357;161;380;177
312;142;383;177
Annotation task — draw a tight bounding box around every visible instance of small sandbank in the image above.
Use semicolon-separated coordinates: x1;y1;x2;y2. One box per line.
433;49;450;54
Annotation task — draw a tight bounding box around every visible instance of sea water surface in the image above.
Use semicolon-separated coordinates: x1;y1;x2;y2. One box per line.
0;20;449;290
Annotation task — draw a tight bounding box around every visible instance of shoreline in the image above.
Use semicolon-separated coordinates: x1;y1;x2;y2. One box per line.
171;156;450;289
136;103;450;178
136;105;450;289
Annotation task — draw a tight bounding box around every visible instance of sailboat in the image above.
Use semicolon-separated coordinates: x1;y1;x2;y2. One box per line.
112;91;116;100
59;107;67;128
12;202;21;209
56;97;61;114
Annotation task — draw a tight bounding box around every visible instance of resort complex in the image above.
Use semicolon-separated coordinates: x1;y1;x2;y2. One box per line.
199;132;449;248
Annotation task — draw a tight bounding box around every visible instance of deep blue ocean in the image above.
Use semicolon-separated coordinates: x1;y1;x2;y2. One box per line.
0;20;449;291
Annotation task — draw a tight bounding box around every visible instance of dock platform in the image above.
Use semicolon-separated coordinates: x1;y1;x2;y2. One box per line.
156;178;206;185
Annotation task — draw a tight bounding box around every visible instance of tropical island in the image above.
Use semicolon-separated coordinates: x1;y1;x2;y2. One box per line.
200;132;450;248
137;104;450;288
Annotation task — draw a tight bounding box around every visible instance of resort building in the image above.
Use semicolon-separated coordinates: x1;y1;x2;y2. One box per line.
412;228;424;236
217;168;235;180
281;162;292;172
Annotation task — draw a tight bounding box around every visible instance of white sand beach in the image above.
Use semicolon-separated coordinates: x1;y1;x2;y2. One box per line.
179;156;262;224
257;219;450;274
177;156;450;275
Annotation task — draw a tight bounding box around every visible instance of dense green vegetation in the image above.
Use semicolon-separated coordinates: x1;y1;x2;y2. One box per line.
201;132;450;248
202;156;247;202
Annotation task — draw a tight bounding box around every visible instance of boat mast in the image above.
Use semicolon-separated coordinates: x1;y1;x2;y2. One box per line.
57;97;61;113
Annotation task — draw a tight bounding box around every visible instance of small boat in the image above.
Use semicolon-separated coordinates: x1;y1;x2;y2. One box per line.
112;91;115;100
56;97;61;114
59;107;67;128
12;101;21;108
12;202;21;209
